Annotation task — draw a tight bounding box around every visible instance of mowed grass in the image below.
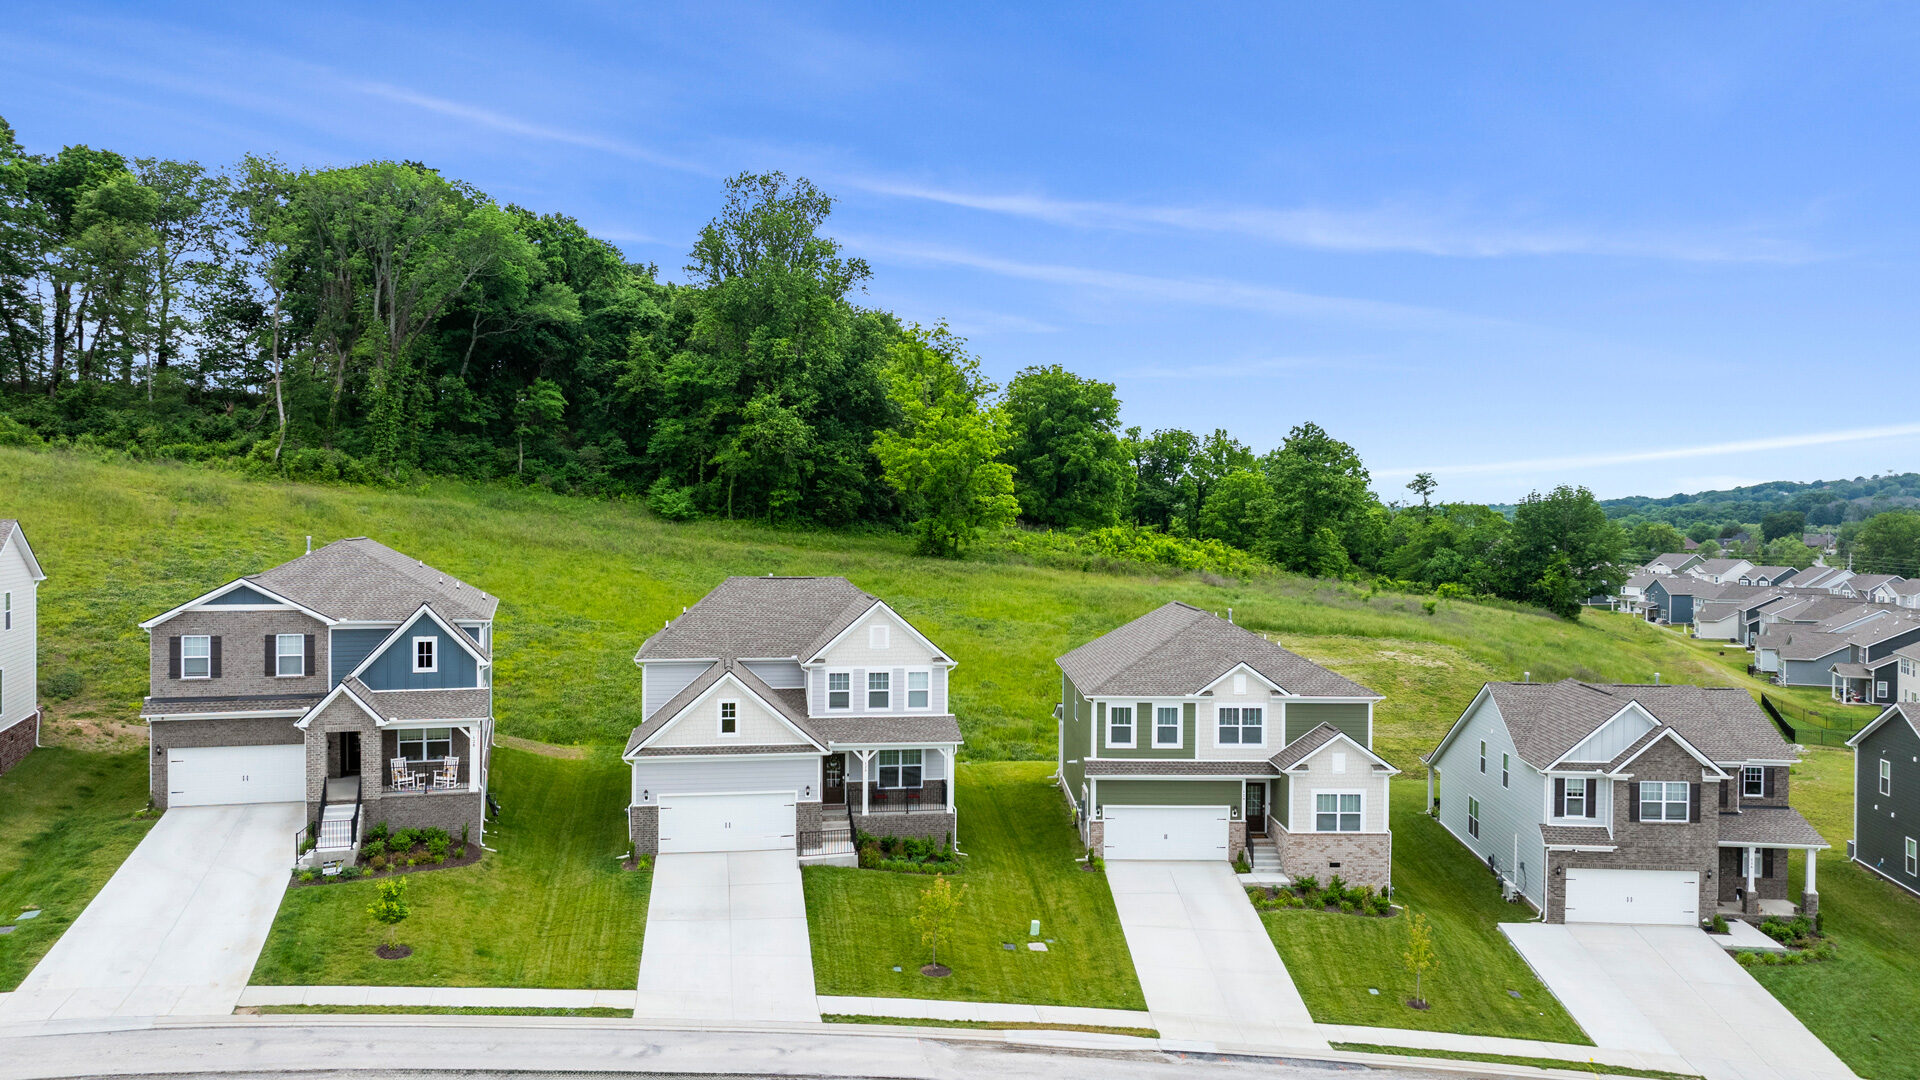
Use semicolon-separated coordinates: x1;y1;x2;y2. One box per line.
1260;777;1589;1045
250;747;647;988
0;746;157;991
7;447;1752;766
803;761;1145;1010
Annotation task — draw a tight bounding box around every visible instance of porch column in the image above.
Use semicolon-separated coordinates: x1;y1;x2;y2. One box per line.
466;724;480;791
854;749;875;815
945;747;955;812
1746;845;1760;914
1803;848;1819;916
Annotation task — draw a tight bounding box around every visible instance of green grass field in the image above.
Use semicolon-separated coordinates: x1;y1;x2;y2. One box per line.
803;761;1145;1009
1260;777;1589;1044
250;747;649;988
0;746;157;991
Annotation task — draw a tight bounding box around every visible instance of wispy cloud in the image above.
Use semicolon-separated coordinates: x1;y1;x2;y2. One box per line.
1376;423;1920;480
836;177;1814;263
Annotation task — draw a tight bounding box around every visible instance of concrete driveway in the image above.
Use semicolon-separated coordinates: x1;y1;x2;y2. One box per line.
1104;860;1323;1050
0;802;302;1023
634;850;818;1023
1504;922;1854;1080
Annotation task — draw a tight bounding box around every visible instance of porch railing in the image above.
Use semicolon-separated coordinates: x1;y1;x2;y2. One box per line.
856;788;946;813
798;829;856;857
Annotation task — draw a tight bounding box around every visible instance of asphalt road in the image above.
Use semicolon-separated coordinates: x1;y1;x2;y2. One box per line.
0;1018;1451;1080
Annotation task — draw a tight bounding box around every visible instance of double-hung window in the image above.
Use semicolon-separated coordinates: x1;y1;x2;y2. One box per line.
867;671;890;709
1479;740;1487;773
182;635;211;679
1639;780;1690;822
1217;706;1262;746
1155;706;1180;747
1467;796;1480;838
1315;792;1362;832
2;591;9;630
413;636;437;673
827;672;851;710
1743;766;1766;798
1107;706;1134;747
906;670;930;709
1564;777;1587;817
1907;837;1917;877
719;701;738;735
276;633;305;677
1501;752;1510;788
877;748;922;789
1881;758;1893;796
397;727;454;762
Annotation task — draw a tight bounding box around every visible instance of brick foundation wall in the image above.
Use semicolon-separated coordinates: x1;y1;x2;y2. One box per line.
0;712;38;777
629;805;659;854
148;715;305;808
1228;819;1248;866
364;792;484;843
1279;828;1391;889
797;800;824;837
1086;818;1104;857
852;810;954;842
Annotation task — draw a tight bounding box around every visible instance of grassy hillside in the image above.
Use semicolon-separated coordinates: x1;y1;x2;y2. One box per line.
8;447;1750;766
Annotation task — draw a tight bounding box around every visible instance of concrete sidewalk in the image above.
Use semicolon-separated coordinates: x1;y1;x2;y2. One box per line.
818;994;1154;1030
238;986;638;1010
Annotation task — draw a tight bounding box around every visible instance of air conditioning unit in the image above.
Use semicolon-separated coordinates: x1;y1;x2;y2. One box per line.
1500;879;1518;903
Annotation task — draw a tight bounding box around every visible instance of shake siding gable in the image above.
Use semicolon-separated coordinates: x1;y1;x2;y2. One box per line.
1433;694;1548;909
649;677;813;748
1197;673;1281;759
1286;747;1389;832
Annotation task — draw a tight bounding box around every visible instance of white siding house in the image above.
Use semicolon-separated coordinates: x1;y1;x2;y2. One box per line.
1429;690;1550;910
0;520;47;776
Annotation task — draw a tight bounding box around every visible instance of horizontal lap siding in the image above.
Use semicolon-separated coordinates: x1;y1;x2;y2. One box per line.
1095;700;1197;758
643;661;711;719
1284;702;1370;746
845;747;946;782
1433;696;1547;910
1855;718;1920;894
0;540;37;731
743;660;804;688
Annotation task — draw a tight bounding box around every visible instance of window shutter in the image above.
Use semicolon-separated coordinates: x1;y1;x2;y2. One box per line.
1762;848;1776;877
1719;779;1728;808
1764;768;1774;799
1553;778;1566;817
265;635;276;677
210;636;222;679
1587;782;1599;818
168;636;181;679
1689;782;1701;823
306;634;316;677
1627;781;1640;822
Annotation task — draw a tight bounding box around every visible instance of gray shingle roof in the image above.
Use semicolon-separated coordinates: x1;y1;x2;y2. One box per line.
1741;566;1794;581
142;692;321;717
1717;807;1828;848
1268;722;1344;770
1830;662;1872;678
1484;680;1790;770
632;743;816;758
634;577;889;662
624;659;827;754
1693;559;1750;577
1082;759;1278;777
1847;574;1904;595
1540;824;1614;848
343;677;491;722
0;520;13;547
1763;630;1850;661
1647;553;1698;571
1840;614;1920;646
1057;602;1376;699
247;538;496;622
811;715;963;745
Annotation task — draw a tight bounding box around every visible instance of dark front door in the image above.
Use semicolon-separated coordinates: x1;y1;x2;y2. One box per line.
1245;784;1267;836
334;732;362;777
823;755;846;805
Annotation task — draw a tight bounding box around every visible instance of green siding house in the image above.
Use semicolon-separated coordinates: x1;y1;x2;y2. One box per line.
1848;703;1920;898
1056;601;1395;888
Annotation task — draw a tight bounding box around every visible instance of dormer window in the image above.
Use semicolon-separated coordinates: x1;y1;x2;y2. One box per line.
413;636;437;673
870;624;890;649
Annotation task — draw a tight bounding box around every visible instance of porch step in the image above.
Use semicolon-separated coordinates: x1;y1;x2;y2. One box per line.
1248;839;1282;871
317;804;359;850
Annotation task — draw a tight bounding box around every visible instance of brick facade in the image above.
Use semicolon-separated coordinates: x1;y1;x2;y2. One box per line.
148;715;305;808
366;790;485;841
629;805;659;854
1228;819;1248;866
0;712;37;777
1544;740;1720;923
1278;827;1392;889
148;610;331;699
852;810;955;842
1717;846;1789;902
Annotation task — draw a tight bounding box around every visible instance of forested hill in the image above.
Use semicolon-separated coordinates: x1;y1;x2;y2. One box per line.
1598;474;1920;528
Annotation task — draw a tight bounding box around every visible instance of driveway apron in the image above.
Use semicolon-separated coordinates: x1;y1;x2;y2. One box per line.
1504;922;1855;1080
0;803;303;1023
1105;860;1324;1050
634;850;819;1023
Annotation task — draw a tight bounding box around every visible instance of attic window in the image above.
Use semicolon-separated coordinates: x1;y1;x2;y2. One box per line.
719;701;738;736
870;624;890;649
413;637;437;673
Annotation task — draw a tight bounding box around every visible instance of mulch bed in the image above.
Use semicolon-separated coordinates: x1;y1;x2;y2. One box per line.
292;846;482;887
377;944;413;960
921;964;951;978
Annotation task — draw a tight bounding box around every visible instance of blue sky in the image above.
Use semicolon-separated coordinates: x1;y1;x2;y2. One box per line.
6;3;1919;504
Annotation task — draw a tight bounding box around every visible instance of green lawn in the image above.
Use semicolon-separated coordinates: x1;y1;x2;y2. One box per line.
1330;1043;1700;1080
250;747;648;988
803;761;1145;1009
1261;777;1589;1044
0;745;157;991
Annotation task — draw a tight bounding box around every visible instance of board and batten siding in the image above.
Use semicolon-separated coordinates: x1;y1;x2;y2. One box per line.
1434;694;1550;910
1286;745;1389;833
845;747;948;782
1284;701;1370;746
1095;778;1241;812
357;612;480;690
650;680;813;748
631;754;819;805
329;628;391;687
1564;706;1654;763
1854;714;1920;895
0;536;38;731
205;584;279;606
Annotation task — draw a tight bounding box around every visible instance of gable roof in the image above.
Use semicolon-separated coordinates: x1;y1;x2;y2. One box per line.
1846;574;1904;595
1268;722;1399;773
342;603;492;685
0;520;46;581
1056;601;1376;699
635;577;919;664
249;538;496;622
1476;680;1790;770
1848;702;1920;748
1760;628;1851;661
623;659;826;756
1740;566;1795;581
1647;553;1699;572
1693;558;1751;577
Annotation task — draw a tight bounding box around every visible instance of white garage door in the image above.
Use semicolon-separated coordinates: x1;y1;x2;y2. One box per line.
1565;868;1700;925
168;745;306;806
1102;805;1230;860
658;792;795;853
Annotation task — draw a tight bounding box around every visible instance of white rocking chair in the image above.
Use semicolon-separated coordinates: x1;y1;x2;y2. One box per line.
390;758;421;792
434;756;461;790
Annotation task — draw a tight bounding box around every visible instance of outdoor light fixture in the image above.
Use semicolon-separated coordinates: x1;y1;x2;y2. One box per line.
803;784;813;798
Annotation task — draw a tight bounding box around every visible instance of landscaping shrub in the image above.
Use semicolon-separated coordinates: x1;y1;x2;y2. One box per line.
1245;872;1394;918
857;832;962;874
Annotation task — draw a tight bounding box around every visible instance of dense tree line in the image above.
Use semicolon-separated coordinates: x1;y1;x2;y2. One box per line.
0;118;1629;615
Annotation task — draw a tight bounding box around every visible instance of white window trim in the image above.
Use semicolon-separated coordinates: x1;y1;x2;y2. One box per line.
718;700;739;737
1501;752;1510;788
1216;704;1266;749
904;668;933;711
1105;705;1137;749
866;670;891;711
396;726;456;762
1313;789;1365;833
1467;795;1481;839
1639;780;1690;823
1152;705;1182;749
412;636;438;673
181;634;212;680
1479;739;1487;773
877;748;924;789
1743;766;1766;798
2;591;10;630
826;670;852;711
276;633;305;678
1881;757;1892;796
1561;776;1589;819
1907;836;1917;877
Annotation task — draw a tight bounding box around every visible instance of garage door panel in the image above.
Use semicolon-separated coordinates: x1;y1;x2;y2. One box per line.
1565;868;1699;926
658;792;795;853
168;745;306;806
1104;805;1229;861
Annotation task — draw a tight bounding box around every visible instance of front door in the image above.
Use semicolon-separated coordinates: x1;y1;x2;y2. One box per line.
338;732;361;776
823;755;846;805
1245;784;1267;836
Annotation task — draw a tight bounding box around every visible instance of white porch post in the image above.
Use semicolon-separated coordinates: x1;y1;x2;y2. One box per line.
855;749;875;815
945;746;955;812
1805;848;1817;895
1746;845;1759;896
467;724;480;791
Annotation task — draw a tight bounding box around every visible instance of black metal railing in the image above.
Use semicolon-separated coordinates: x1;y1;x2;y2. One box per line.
798;829;856;856
857;788;945;813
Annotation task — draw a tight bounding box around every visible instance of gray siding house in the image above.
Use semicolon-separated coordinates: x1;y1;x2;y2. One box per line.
1057;602;1394;888
138;538;497;855
0;520;47;778
1846;703;1920;897
1428;680;1826;924
624;577;962;860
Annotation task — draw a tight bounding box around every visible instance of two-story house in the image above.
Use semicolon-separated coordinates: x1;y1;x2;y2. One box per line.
1056;602;1395;888
138;538;497;854
623;577;963;859
1847;702;1920;897
0;520;47;777
1427;680;1827;925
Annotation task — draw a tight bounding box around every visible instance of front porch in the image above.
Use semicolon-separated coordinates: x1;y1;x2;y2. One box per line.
820;747;958;844
1831;663;1886;705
